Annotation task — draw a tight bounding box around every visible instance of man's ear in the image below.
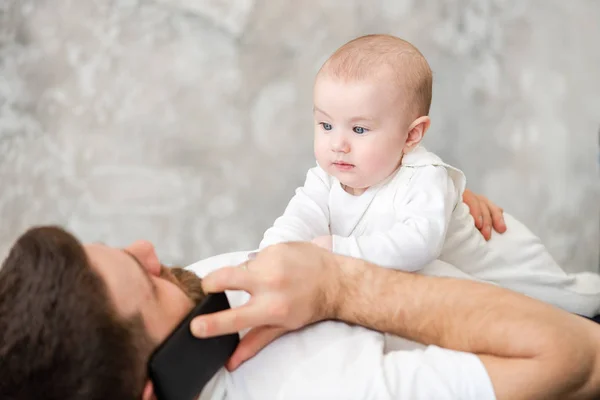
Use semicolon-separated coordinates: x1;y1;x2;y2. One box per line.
142;380;157;400
403;116;430;153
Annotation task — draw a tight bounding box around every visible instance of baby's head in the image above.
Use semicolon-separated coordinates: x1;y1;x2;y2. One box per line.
313;34;432;195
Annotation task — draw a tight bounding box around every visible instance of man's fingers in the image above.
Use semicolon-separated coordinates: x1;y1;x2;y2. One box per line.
492;213;507;233
484;198;507;233
464;190;483;229
190;301;266;338
226;326;288;371
479;197;493;241
201;265;255;294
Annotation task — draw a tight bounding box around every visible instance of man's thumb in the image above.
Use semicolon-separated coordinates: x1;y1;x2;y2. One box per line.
226;326;287;371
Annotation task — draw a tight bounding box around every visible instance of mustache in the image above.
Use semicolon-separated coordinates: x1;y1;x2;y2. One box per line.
159;265;206;305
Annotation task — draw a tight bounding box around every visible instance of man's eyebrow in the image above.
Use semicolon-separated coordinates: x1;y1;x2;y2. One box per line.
122;249;158;299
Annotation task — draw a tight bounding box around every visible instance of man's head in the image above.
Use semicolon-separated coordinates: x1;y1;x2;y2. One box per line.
0;226;206;400
313;34;433;194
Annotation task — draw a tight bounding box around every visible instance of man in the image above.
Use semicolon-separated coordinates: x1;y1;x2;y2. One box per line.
1;192;599;399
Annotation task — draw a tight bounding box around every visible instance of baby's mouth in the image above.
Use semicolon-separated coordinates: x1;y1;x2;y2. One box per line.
332;161;355;169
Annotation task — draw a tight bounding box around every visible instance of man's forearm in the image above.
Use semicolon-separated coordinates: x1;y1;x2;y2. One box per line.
335;256;554;355
333;255;600;399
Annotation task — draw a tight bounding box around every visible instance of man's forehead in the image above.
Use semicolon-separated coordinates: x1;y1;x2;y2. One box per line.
84;243;111;263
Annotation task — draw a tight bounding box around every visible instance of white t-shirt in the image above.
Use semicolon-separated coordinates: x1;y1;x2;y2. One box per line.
187;251;496;400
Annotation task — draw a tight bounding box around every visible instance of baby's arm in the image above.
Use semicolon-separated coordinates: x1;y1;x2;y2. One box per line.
332;166;457;271
259;166;331;249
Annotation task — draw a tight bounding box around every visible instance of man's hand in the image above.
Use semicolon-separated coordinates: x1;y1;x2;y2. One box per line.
462;189;507;240
311;235;332;251
190;243;341;371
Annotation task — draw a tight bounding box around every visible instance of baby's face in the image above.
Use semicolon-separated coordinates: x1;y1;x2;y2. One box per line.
313;72;410;195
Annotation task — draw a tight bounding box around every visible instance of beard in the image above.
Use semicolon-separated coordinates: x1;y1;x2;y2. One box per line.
159;265;206;305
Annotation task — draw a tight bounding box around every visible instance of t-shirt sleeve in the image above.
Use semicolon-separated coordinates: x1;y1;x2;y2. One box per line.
275;327;496;400
380;345;496;400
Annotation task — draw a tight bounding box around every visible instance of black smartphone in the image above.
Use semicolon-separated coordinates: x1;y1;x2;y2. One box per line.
147;292;240;400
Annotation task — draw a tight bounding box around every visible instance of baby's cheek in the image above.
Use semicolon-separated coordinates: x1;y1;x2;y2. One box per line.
313;142;328;164
365;150;399;176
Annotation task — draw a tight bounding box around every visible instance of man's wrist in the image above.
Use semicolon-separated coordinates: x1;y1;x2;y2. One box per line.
327;253;368;323
326;254;417;336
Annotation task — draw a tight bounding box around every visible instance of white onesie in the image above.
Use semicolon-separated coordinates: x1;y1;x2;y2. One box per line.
260;145;600;317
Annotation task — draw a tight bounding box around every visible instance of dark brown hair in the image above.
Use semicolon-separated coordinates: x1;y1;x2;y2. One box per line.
0;226;154;400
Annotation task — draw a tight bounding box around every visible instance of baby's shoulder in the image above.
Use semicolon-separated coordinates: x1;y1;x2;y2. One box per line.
401;146;446;167
400;146;467;194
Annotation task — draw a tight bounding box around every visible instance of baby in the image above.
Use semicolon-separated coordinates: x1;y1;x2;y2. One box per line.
258;34;600;317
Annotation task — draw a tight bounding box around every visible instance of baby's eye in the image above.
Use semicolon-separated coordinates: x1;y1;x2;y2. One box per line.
320;123;333;131
353;126;367;134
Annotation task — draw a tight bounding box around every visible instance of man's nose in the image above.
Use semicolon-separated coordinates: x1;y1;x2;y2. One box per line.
126;240;162;276
330;131;350;153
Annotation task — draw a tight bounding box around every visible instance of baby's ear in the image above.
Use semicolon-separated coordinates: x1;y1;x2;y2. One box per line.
404;116;430;153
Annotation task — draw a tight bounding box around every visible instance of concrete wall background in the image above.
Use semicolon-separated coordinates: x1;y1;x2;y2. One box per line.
1;0;598;270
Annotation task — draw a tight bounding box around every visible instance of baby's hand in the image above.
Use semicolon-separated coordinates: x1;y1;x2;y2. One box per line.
312;235;333;251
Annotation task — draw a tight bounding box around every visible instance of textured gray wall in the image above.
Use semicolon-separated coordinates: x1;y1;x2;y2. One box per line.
1;0;598;271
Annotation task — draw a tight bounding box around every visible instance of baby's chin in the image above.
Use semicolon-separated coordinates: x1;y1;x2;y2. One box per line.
335;177;372;195
160;265;206;305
